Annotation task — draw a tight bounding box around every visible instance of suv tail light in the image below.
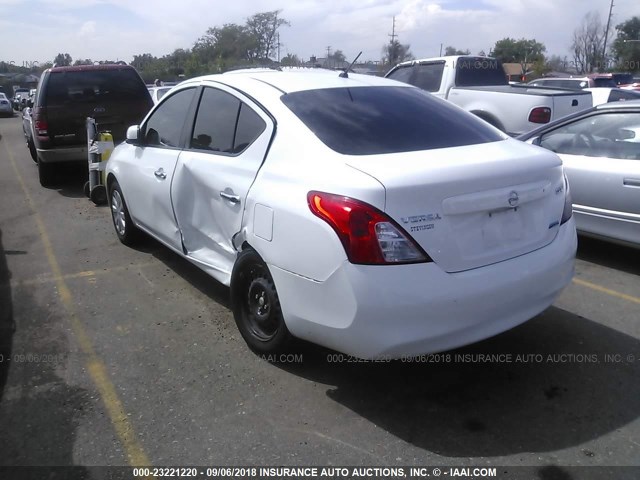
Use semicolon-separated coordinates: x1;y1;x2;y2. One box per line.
307;191;432;265
529;107;551;124
33;107;49;136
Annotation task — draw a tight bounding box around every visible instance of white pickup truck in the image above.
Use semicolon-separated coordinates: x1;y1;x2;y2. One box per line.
385;56;592;136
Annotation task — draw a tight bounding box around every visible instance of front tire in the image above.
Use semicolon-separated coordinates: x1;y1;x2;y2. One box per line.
109;180;140;246
231;249;293;354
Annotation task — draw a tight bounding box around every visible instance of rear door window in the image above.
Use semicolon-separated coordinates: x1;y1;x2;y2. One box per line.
189;87;265;155
45;69;149;105
282;86;503;155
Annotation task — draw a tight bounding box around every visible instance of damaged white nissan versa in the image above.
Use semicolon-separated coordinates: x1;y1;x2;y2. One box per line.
105;70;577;359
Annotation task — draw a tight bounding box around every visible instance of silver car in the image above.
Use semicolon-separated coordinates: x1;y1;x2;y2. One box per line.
519;100;640;247
0;93;12;117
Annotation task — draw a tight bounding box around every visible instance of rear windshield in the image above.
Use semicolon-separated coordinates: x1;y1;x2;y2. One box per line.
45;69;149;105
455;57;508;87
612;73;634;85
281;86;503;155
593;77;617;88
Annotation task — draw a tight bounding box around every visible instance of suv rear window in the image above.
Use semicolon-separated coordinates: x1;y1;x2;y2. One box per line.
45;69;149;105
281;86;503;155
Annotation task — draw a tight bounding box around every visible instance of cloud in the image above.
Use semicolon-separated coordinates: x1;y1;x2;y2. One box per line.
79;20;97;36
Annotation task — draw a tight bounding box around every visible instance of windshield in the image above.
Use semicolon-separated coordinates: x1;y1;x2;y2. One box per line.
281;86;503;155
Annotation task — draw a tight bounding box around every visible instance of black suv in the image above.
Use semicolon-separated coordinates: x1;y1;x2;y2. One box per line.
30;64;153;186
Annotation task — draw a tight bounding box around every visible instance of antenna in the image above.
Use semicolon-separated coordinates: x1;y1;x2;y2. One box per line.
339;52;362;78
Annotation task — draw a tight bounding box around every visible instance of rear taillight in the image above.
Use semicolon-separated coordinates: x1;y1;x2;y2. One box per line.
529;107;551;124
33;107;48;135
307;191;431;265
561;173;573;225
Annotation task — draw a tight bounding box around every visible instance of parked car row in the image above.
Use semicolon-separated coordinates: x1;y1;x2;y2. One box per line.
14;60;636;360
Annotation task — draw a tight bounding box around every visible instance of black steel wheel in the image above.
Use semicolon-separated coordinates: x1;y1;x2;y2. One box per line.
231;249;292;354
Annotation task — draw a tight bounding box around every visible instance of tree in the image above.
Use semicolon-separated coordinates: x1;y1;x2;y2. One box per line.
444;46;470;56
492;38;546;64
382;40;413;66
53;53;72;66
571;11;608;74
245;10;290;60
611;16;640;72
193;23;258;71
73;58;93;66
544;54;570;73
280;53;301;67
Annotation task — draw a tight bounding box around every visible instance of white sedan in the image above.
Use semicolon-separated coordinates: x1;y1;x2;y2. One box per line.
106;70;577;359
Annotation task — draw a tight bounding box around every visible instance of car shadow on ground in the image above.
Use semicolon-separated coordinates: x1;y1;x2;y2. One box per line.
273;306;639;458
0;229;91;474
40;163;90;200
577;235;640;276
128;235;231;309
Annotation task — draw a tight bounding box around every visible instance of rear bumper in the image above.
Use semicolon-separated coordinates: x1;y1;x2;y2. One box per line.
270;218;577;359
36;145;86;164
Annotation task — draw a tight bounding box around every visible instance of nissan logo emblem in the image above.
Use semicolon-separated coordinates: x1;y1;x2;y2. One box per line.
508;191;519;207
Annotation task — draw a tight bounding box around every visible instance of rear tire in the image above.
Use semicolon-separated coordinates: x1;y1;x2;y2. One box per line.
37;159;54;187
231;248;293;355
27;139;37;163
108;180;140;246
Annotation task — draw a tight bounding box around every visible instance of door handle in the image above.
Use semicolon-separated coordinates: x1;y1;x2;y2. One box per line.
154;168;166;180
220;191;240;204
623;178;640;187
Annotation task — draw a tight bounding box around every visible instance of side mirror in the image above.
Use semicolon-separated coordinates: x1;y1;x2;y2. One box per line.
126;125;141;145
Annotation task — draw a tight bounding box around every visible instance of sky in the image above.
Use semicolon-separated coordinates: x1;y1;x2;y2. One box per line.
0;0;638;67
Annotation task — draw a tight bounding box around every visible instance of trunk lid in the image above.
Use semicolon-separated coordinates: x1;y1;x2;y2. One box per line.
345;139;566;272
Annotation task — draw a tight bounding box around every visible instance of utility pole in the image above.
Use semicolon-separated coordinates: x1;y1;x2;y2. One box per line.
388;16;397;43
602;0;614;71
277;33;281;63
388;16;398;64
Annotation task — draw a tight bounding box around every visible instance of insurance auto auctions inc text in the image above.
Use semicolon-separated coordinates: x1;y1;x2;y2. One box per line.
257;467;497;478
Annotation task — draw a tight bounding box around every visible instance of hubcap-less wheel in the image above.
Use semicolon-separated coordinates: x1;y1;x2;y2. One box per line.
111;189;126;236
231;249;293;354
246;275;278;341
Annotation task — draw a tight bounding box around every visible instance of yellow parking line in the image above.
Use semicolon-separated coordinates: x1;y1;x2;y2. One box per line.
573;278;640;305
2;135;151;466
5;262;156;289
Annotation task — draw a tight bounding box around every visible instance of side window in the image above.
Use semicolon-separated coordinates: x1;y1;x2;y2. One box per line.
540;113;640;160
190;87;265;155
144;88;195;148
191;88;240;153
413;63;445;92
234;104;266;153
386;67;414;85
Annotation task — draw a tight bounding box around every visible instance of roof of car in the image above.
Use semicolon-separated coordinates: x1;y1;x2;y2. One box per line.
594;99;640;110
48;63;135;73
181;70;404;95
